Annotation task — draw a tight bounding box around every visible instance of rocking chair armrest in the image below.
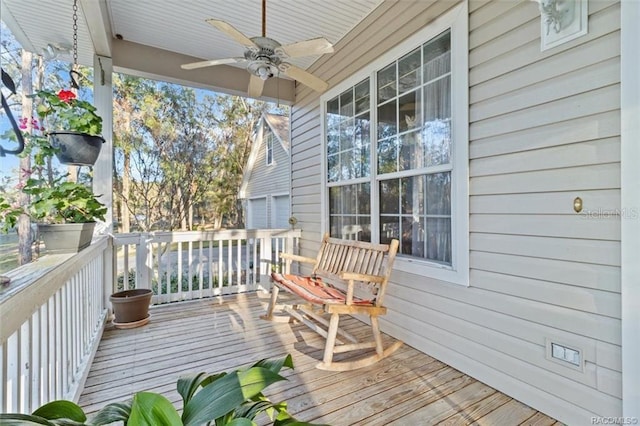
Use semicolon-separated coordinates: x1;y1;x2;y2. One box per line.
279;252;317;264
339;271;384;284
339;272;385;305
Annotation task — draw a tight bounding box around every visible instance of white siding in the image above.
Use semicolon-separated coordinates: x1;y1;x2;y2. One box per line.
289;0;622;423
244;123;291;227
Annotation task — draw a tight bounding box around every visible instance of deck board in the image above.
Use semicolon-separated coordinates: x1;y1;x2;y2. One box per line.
78;293;558;425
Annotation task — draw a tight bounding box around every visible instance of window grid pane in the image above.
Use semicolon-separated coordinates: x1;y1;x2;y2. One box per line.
329;183;371;241
326;78;371;183
379;172;451;264
376;29;452;262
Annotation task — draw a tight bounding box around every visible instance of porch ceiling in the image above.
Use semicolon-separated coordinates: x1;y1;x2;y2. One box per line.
1;0;382;102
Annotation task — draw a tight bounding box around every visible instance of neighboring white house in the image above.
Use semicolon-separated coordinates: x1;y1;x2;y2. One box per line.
239;112;291;229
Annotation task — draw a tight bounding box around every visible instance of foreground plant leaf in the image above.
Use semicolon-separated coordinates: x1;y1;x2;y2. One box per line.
32;400;87;423
181;367;285;426
128;392;182;426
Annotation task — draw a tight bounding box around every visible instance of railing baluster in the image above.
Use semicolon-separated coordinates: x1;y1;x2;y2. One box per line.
30;312;39;410
198;240;203;299
188;240;193;297
177;241;183;301
208;239;213;298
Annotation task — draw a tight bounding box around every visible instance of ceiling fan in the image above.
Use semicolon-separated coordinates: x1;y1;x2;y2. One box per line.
181;0;334;98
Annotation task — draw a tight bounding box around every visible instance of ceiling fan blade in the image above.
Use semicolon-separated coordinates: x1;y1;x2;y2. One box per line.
206;19;257;48
277;37;334;58
280;63;328;93
248;74;265;98
181;57;246;70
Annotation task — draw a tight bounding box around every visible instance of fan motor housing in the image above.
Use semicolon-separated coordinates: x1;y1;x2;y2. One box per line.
246;36;282;78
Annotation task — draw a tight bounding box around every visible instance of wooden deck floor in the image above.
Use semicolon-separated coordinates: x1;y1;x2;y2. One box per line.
78;293;559;425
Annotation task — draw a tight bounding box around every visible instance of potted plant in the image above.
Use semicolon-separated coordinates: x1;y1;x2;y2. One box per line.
0;355;328;426
0;122;107;254
34;88;105;166
109;288;154;329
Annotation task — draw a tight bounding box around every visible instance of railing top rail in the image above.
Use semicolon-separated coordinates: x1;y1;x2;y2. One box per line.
0;236;110;344
112;229;301;245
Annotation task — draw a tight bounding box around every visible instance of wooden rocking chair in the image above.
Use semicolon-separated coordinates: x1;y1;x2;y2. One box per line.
261;233;402;371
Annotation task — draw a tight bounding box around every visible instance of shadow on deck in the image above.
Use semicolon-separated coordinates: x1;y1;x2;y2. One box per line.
78;292;559;425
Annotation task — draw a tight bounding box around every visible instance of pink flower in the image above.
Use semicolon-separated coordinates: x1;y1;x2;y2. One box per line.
18;117;28;130
16;182;25;190
57;89;76;103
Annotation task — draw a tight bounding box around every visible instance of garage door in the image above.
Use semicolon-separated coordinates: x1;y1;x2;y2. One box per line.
248;198;267;229
272;195;290;228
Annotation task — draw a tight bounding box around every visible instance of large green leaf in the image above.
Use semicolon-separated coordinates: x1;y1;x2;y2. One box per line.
234;400;277;420
90;401;132;425
177;372;226;406
32;401;87;422
250;354;294;375
226;418;256;426
0;414;56;425
127;392;182;426
181;367;286;426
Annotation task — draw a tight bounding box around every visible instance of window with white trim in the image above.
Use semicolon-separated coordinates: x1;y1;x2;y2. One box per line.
322;4;468;284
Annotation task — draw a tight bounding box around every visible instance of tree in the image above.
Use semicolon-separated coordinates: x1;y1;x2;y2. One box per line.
113;75;276;232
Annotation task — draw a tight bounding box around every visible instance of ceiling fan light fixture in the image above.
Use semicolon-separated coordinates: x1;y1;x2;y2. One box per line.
257;65;271;80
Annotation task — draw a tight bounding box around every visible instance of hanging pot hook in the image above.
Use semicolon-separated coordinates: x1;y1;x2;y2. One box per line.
69;69;82;89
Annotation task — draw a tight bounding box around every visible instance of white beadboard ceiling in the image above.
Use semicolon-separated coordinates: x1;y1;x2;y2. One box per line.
2;0;382;72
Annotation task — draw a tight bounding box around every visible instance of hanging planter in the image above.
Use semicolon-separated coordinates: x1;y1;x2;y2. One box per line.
49;131;105;166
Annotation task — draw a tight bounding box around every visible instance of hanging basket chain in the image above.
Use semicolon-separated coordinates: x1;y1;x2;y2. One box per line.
70;0;80;89
72;0;78;66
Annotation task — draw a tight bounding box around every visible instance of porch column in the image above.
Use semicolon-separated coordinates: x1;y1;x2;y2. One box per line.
621;0;640;418
92;55;114;233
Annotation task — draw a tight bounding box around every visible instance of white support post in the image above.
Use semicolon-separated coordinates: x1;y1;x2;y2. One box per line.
92;55;113;234
621;0;640;418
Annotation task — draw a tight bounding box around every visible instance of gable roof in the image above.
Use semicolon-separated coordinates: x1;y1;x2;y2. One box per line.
263;113;290;152
239;112;290;199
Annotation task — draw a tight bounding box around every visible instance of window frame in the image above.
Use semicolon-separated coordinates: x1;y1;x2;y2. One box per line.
320;2;469;286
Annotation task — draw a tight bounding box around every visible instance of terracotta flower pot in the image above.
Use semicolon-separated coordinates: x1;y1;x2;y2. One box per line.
110;289;153;329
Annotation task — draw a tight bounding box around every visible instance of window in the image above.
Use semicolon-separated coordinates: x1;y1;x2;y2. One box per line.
266;130;274;165
322;3;468;284
327;79;371;241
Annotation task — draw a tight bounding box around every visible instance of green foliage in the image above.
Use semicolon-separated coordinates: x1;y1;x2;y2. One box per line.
19;178;106;224
0;355;328;426
0;111;106;233
32;89;102;136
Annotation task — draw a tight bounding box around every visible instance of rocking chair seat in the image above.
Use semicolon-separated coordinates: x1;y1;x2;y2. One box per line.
270;273;373;306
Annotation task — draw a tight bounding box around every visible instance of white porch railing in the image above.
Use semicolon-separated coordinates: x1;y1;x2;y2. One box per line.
0;236;112;414
112;229;300;305
0;229;299;414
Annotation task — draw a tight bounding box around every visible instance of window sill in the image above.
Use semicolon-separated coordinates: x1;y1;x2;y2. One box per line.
393;255;468;286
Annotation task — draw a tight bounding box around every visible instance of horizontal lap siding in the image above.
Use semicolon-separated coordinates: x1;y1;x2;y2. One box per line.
245;129;290;199
466;0;621;421
289;0;621;422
